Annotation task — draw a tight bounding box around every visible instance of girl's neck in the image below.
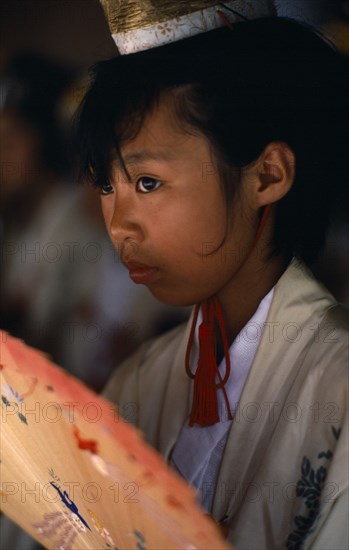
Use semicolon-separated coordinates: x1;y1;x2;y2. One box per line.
217;250;289;346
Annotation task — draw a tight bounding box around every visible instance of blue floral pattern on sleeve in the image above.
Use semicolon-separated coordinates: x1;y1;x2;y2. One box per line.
285;427;340;549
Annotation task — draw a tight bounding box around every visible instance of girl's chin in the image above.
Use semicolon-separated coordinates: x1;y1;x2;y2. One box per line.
146;284;210;308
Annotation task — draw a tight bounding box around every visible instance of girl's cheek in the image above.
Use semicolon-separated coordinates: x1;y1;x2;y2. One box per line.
100;197;112;219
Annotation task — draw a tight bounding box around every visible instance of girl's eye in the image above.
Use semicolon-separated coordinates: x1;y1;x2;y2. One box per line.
99;181;113;195
136;176;162;193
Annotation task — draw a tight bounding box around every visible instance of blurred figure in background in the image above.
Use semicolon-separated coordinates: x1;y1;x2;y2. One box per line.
0;53;76;342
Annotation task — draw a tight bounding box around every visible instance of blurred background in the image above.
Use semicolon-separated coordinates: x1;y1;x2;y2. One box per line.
0;1;348;549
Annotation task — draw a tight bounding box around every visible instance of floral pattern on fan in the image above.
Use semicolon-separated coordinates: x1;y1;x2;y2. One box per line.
88;509;115;547
1;385;28;425
32;511;79;549
47;467;91;531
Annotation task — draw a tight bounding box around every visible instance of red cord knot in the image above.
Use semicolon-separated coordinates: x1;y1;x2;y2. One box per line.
185;297;232;426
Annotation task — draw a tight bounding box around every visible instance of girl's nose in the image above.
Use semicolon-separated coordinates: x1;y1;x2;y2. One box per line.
107;189;143;253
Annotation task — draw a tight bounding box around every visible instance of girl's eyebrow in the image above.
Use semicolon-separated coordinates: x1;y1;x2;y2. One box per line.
122;149;175;165
111;149;175;181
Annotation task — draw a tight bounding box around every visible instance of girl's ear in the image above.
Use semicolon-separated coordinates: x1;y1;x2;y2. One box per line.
253;142;296;207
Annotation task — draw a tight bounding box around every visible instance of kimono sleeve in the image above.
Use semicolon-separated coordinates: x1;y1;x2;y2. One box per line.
102;341;151;425
306;383;349;550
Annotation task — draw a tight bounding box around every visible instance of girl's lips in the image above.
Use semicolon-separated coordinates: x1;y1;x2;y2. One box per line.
125;261;159;284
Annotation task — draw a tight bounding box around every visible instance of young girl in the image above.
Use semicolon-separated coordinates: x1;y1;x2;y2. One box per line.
77;12;348;550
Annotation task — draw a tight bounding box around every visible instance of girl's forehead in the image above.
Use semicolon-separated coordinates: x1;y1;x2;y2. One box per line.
125;100;177;147
119;100;211;165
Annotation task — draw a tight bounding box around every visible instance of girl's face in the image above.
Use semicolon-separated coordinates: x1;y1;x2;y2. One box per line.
101;98;257;306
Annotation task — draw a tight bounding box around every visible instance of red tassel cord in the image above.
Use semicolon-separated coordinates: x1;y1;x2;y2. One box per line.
246;204;271;262
185;205;271;427
186;297;232;426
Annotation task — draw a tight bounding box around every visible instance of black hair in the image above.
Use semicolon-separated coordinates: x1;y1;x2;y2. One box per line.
76;17;348;266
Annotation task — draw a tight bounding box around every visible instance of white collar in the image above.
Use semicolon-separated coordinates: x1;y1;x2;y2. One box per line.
171;286;275;490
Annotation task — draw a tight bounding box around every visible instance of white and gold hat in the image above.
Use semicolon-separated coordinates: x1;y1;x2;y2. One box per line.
100;0;275;55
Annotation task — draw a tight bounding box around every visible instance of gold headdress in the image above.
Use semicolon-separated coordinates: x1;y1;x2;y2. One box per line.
100;1;275;54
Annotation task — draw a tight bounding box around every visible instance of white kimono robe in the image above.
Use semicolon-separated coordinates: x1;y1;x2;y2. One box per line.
104;260;349;549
